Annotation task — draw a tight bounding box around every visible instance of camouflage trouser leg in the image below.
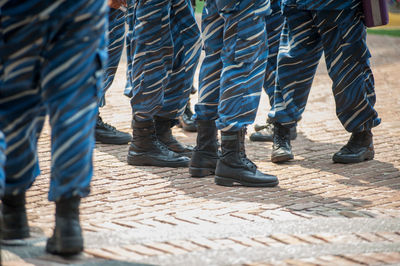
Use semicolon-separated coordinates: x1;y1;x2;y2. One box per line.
264;0;284;107
100;7;126;107
0;131;5;198
0;0;107;201
125;0;201;121
194;0;270;131
268;5;380;132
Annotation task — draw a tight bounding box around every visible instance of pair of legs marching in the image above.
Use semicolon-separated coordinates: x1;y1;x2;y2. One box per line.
125;0;201;167
250;0;298;143
269;4;380;164
95;3;198;146
189;0;279;187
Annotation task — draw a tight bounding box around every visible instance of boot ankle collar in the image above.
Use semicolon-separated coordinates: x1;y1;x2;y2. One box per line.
154;116;179;128
196;120;216;128
221;130;239;141
132;118;154;129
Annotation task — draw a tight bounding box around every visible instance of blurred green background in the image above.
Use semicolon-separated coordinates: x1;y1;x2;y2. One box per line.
368;12;400;37
195;0;204;13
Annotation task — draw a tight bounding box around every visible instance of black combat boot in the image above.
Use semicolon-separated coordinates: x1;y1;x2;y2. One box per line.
215;128;278;187
128;118;189;167
95;115;132;145
250;120;297;142
189;120;219;177
178;102;197;132
271;123;294;163
2;192;30;240
46;196;83;255
332;130;374;163
155;116;194;157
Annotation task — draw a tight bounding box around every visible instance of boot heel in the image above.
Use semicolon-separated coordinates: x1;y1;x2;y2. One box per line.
365;149;375;161
214;176;234;186
46;235;83;255
189;167;214;177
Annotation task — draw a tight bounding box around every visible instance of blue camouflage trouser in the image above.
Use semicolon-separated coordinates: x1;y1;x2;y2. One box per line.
125;0;201;121
264;0;284;106
194;0;271;131
0;131;5;198
100;7;126;107
0;0;107;201
268;5;381;132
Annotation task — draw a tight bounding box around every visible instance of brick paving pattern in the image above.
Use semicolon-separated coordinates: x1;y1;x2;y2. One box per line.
2;34;400;265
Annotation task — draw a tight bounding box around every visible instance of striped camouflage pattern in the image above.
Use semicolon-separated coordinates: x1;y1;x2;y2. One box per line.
264;0;284;107
194;0;271;131
125;0;201;121
283;0;359;10
0;131;5;197
268;5;381;133
100;7;126;107
0;0;107;200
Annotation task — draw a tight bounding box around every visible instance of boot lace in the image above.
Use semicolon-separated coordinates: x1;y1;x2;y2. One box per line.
274;134;289;149
97;117;117;132
273;125;290;149
239;128;257;171
239;151;257;171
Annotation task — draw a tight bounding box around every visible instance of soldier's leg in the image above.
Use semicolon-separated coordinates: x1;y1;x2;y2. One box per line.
125;0;172;121
96;8;132;145
268;6;323;163
213;0;278;187
0;131;5;199
125;0;189;167
264;2;285;106
250;3;289;142
177;0;199;132
190;0;223;177
0;131;4;244
95;8;132;145
154;0;201;157
40;0;108;255
102;8;126;105
316;9;381;163
0;5;48;239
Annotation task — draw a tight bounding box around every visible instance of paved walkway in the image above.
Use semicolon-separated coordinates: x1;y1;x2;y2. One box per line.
2;34;400;266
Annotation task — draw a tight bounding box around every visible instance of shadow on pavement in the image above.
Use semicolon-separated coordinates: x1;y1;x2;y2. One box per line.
1;227;155;266
275;132;400;191
2;244;154;266
94;129;399;219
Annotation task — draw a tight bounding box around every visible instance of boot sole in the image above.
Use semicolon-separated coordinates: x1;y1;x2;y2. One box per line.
46;236;83;255
332;150;374;164
95;139;131;145
127;155;189;168
271;153;294;163
215;176;279;187
95;136;132;145
189;167;215;177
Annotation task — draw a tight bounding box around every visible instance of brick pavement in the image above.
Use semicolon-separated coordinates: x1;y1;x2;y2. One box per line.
2;34;400;265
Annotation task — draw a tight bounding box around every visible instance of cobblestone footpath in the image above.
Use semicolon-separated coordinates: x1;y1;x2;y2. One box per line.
2;33;400;266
